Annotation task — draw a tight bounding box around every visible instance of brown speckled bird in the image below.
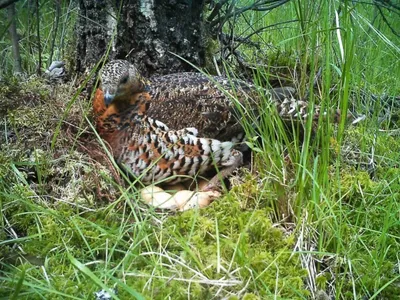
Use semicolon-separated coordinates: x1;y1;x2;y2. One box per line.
93;59;333;188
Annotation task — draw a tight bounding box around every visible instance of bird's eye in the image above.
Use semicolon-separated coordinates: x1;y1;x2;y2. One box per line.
120;75;129;84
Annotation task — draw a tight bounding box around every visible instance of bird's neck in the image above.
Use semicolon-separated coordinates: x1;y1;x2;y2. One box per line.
93;90;152;152
93;89;107;117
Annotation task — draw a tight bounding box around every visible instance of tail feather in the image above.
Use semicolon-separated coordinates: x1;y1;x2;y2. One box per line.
268;87;343;122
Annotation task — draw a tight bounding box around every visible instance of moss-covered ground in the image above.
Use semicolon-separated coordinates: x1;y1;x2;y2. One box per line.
0;79;310;299
1;1;400;299
1;73;399;299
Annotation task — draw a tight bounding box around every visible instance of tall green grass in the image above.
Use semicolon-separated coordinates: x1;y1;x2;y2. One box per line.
1;0;399;299
0;0;77;76
227;0;399;298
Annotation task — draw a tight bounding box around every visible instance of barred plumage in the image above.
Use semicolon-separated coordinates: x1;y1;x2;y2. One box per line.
93;60;336;186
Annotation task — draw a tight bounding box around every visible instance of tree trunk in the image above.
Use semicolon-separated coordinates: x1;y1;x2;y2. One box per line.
0;0;19;10
7;2;23;74
35;0;41;75
75;0;111;73
75;0;207;76
48;0;61;66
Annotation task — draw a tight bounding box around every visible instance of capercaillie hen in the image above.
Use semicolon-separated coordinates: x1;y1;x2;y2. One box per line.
93;60;338;189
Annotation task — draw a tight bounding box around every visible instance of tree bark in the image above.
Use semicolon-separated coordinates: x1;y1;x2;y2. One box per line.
48;0;61;66
75;0;113;73
75;0;207;76
7;2;23;74
0;0;19;10
35;0;41;75
116;0;206;76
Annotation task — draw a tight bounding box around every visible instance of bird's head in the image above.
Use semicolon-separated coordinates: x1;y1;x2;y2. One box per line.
100;60;149;106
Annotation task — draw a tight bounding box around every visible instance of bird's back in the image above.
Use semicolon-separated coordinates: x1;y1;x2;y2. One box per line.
145;72;257;142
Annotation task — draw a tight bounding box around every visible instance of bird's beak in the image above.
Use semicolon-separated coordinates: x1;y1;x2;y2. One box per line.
104;90;115;106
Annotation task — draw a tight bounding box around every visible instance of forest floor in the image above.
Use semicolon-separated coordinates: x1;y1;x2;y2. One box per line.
1;2;400;299
0;66;399;299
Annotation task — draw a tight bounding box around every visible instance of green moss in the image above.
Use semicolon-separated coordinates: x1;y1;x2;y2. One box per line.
326;151;400;297
315;274;328;291
242;293;260;300
341;127;400;171
151;178;308;298
204;38;221;74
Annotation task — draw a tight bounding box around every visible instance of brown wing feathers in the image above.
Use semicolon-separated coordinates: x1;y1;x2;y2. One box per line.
94;60;339;184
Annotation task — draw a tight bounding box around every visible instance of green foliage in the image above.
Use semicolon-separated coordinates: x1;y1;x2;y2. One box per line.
1;0;400;299
0;0;77;77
